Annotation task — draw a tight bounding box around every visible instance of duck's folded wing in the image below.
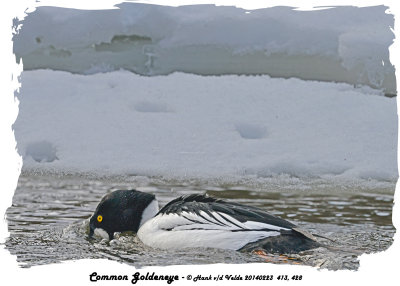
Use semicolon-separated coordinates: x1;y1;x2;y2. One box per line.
137;194;300;250
157;194;296;232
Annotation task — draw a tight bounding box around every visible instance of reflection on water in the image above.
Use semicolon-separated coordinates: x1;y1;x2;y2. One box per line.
5;174;395;270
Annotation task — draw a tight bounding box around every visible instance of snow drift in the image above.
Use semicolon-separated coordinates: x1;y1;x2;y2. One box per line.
14;70;398;184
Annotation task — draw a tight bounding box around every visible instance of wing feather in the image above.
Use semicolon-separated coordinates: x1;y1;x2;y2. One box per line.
158;194;295;231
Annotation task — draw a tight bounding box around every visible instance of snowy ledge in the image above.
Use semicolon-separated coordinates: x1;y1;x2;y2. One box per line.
14;70;398;187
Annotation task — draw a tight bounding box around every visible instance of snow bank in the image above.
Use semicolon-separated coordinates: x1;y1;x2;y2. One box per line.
13;4;396;95
14;70;398;183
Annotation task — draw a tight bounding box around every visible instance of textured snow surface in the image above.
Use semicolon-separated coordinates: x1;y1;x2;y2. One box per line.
14;70;398;184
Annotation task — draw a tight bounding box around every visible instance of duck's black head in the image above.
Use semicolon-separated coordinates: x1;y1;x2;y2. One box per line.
89;189;158;240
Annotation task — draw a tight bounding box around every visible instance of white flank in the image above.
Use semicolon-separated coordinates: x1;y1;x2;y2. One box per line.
137;212;283;250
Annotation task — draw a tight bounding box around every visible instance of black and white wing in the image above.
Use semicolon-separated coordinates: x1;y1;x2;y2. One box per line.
137;194;306;250
159;194;296;230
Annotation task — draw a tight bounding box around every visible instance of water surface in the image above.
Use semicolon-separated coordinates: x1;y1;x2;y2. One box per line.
5;173;395;270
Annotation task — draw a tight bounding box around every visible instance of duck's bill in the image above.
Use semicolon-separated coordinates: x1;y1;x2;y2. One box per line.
89;226;111;240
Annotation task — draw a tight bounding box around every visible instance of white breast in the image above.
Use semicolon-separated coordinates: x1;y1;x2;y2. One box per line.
139;199;159;227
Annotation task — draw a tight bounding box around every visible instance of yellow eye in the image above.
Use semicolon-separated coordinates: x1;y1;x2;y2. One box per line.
97;215;103;222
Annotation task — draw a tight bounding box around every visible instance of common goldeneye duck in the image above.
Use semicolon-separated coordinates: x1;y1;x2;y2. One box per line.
89;189;320;253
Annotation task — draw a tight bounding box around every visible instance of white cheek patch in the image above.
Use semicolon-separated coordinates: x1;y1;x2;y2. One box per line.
94;228;110;240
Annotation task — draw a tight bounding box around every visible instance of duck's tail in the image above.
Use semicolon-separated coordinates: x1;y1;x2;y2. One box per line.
308;232;364;255
293;228;364;255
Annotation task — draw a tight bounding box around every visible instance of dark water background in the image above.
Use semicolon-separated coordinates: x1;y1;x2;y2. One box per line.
5;173;395;270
